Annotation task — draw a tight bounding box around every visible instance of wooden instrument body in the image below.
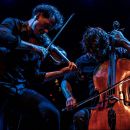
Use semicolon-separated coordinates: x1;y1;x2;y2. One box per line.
89;58;130;130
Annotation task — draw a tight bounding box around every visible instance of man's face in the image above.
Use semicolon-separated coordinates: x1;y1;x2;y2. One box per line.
88;35;100;53
33;14;55;34
88;35;106;59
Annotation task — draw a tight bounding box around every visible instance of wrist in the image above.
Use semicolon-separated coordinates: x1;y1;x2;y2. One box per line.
67;95;74;100
62;88;73;99
64;90;74;99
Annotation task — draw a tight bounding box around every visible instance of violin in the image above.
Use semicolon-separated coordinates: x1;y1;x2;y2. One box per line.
40;33;69;65
38;13;75;65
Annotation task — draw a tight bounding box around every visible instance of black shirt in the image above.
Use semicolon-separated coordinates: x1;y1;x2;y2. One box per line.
0;17;46;93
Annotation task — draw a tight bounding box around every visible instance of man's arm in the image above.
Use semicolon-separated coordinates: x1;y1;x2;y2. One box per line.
44;62;77;82
111;30;130;52
19;40;48;58
0;18;46;57
120;39;130;53
61;80;73;99
61;79;77;110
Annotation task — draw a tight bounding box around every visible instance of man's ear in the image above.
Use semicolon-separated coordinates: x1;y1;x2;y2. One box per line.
33;13;40;20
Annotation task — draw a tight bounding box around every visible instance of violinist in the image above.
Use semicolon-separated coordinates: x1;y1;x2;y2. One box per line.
61;26;130;130
0;3;77;130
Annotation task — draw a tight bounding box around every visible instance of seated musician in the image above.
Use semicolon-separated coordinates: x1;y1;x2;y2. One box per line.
0;3;77;130
61;27;130;130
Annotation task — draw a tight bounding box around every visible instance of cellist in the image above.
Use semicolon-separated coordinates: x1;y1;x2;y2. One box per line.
61;26;130;130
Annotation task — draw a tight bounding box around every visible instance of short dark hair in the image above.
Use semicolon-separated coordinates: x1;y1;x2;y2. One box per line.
81;27;109;53
32;3;64;30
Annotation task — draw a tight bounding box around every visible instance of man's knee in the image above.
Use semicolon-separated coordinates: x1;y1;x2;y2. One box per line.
38;102;60;119
38;102;60;130
73;109;90;121
73;109;90;130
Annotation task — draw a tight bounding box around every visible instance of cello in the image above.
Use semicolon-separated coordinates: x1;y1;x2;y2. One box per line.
88;22;130;130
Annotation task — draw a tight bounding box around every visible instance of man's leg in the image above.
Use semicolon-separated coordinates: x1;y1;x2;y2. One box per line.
20;88;60;130
73;108;90;130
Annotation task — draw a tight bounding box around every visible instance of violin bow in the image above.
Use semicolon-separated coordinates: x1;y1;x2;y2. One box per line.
62;76;130;112
43;13;75;59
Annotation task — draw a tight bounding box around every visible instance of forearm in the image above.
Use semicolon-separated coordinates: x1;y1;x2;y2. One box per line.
44;63;77;82
61;80;73;99
17;40;48;57
19;40;40;51
44;70;64;82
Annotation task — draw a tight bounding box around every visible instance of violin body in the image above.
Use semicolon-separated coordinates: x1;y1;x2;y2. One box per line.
89;58;130;130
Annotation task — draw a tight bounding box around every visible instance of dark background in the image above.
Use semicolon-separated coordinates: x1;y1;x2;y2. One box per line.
1;0;130;60
0;0;130;104
0;0;130;129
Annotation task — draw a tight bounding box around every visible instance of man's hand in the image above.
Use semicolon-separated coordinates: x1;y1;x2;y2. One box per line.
111;30;126;40
60;62;77;74
66;96;77;111
110;30;129;47
38;46;48;59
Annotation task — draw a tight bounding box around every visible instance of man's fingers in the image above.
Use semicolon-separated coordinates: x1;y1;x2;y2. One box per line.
68;62;77;70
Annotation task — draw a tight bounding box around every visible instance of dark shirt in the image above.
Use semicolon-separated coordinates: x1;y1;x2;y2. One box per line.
64;48;130;106
0;17;46;94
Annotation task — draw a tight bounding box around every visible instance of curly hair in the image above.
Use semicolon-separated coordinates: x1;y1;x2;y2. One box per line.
81;27;109;54
32;3;64;30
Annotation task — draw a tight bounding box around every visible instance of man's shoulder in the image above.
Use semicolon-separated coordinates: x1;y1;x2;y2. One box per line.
2;17;17;23
76;53;92;64
1;17;24;26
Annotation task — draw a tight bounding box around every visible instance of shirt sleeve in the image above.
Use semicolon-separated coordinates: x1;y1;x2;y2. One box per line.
0;17;20;49
63;71;79;84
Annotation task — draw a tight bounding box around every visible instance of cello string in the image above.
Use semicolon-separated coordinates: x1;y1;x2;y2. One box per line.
76;77;130;108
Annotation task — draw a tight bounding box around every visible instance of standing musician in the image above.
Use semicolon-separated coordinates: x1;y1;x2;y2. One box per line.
0;3;77;130
61;26;130;130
